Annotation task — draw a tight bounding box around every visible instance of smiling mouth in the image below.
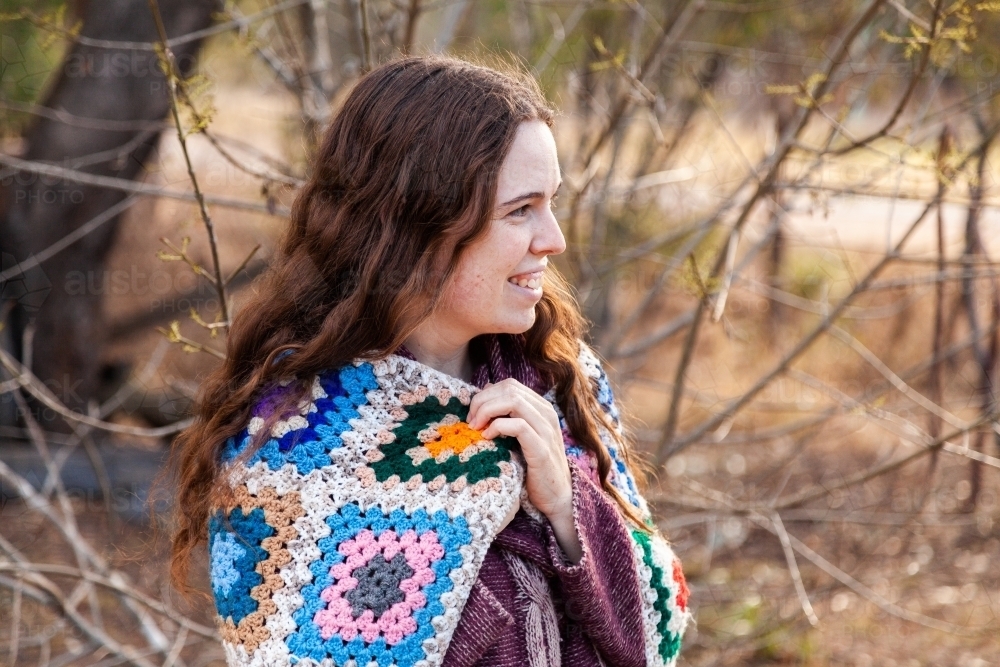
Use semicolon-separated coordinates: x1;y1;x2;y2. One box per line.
507;271;543;290
508;276;541;289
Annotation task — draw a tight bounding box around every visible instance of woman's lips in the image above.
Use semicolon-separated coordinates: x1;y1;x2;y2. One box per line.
507;270;544;290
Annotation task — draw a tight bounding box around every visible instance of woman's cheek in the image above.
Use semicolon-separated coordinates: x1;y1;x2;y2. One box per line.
451;269;494;310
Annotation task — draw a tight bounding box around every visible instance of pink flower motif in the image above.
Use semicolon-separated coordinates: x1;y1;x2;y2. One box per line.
380;531;403;560
313;529;445;645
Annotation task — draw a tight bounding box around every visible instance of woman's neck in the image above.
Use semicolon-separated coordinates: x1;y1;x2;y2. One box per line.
402;331;475;383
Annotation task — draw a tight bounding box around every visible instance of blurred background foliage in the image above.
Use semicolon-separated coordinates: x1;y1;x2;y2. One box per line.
0;0;69;134
2;0;1000;665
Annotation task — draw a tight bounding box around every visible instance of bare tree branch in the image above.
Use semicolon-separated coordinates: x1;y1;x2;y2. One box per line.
0;153;288;216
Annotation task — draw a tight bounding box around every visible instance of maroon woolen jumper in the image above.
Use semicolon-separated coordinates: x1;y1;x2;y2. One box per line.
396;334;651;667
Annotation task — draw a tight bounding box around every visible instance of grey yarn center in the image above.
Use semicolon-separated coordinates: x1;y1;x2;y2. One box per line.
345;552;414;619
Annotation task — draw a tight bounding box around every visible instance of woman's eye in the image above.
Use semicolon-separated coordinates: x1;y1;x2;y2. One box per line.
509;194;557;218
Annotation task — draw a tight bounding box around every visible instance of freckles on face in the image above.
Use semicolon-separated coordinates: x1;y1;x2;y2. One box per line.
441;222;534;333
432;120;562;338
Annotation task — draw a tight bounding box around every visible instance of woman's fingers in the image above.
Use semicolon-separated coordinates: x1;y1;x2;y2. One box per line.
481;416;558;470
486;416;572;518
487;378;559;415
469;380;574;525
467;379;511;426
480;416;531;442
469;383;565;478
468;379;558;432
472;394;548;436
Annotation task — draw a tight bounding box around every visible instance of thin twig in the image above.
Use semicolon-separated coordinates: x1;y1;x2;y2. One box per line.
657;255;711;458
224;245;263;288
666;196;938;456
0;196;139;283
0;347;192;437
0;563;217;639
828;324;967;430
0;154;287;216
147;0;231;330
773;413;998;510
770;521;974;636
358;0;373;71
770;511;819;627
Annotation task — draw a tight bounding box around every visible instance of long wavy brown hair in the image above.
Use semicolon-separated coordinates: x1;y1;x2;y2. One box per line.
167;53;650;596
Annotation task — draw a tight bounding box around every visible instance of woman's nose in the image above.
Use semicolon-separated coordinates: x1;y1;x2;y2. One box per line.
532;207;567;256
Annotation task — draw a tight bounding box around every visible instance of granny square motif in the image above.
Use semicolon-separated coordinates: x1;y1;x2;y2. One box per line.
209;355;525;667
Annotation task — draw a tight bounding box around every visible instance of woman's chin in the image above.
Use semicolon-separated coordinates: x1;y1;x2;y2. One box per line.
489;309;537;335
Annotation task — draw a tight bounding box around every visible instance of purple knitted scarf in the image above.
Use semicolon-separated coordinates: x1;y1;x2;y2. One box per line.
397;333;564;666
395;333;548;395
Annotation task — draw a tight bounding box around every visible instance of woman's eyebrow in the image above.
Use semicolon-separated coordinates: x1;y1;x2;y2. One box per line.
498;180;563;208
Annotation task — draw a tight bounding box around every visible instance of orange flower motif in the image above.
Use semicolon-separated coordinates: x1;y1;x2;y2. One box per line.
423;421;485;458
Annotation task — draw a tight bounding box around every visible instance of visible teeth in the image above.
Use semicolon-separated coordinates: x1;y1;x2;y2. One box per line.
509;277;541;289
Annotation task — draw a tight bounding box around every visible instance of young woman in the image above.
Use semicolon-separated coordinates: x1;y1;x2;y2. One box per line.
169;54;690;667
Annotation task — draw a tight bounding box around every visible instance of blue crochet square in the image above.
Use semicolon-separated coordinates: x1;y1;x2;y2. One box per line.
221;363;378;474
589;363;643;509
209;508;275;624
286;503;473;667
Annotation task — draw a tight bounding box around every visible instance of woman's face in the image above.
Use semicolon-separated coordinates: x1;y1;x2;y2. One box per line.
434;120;566;342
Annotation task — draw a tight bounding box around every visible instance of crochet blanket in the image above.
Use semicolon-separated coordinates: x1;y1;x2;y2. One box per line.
571;345;691;665
208;344;690;667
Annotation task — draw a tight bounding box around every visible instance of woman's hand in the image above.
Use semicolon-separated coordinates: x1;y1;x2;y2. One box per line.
467;379;582;563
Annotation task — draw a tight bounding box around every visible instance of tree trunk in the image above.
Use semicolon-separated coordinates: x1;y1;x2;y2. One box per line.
0;0;220;428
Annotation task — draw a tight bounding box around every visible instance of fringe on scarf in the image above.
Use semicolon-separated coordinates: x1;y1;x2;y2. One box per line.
500;550;562;667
